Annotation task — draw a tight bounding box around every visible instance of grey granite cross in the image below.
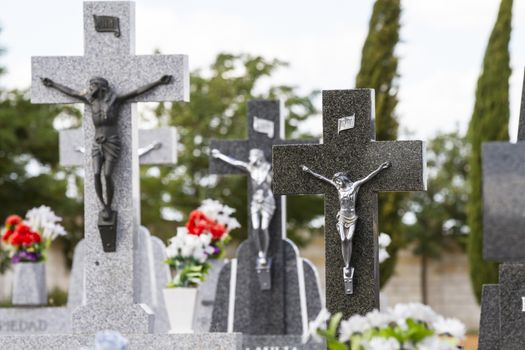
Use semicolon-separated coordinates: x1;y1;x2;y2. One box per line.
478;71;525;350
209;100;322;338
31;1;188;334
273;89;426;319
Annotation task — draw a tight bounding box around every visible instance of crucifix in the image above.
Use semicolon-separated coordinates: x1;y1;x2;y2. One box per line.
272;89;426;318
31;1;188;333
209;100;319;335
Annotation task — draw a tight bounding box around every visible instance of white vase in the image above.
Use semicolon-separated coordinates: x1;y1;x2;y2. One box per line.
12;262;47;306
163;287;199;333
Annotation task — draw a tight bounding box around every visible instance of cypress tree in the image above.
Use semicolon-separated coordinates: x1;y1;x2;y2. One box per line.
467;0;512;303
355;0;402;285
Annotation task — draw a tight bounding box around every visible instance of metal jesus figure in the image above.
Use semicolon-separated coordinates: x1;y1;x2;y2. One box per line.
301;161;391;294
41;75;172;223
211;148;275;270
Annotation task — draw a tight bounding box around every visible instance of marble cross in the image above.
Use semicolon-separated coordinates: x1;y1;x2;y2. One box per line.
273;89;426;319
478;71;525;350
31;1;188;334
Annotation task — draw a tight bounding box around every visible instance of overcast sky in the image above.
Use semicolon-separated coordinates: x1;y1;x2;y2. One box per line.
1;0;524;141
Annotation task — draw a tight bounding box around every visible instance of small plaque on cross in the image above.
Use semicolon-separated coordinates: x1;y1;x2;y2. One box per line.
93;15;121;37
253;116;275;138
338;114;355;133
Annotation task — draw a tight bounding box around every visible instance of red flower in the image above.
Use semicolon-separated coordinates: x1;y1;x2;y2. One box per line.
5;215;22;230
186;210;212;236
2;229;14;242
209;223;226;240
9;223;40;247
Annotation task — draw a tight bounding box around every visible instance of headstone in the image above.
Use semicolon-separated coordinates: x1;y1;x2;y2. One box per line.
193;259;226;333
62;127;175;332
479;70;525;350
272;89;426;319
209;100;322;348
0;2;240;348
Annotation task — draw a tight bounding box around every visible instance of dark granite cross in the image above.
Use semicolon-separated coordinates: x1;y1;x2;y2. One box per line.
209;100;320;335
479;71;525;350
273;89;426;319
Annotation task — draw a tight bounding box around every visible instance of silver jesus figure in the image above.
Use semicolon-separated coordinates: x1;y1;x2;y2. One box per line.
301;161;391;294
211;148;275;268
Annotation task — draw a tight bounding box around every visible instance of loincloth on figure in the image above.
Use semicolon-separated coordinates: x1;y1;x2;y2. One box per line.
251;189;276;215
92;134;121;161
336;210;357;229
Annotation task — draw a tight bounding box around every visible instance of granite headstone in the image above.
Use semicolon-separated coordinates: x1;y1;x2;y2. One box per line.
0;2;240;348
478;70;525;349
209;100;322;347
273;89;426;319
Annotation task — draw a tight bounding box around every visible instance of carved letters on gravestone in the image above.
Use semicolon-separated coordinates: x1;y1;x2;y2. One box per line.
273;89;426;319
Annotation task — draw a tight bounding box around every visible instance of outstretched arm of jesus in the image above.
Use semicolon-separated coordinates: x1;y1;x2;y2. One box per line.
119;75;172;101
300;165;336;187
354;161;391;187
40;78;88;102
211;149;249;171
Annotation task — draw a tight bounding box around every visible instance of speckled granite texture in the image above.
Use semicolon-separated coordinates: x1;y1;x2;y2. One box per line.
478;284;500;350
30;1;188;334
243;335;325;350
273;89;426;319
482;142;525;262
209;100;322;335
0;333;242;350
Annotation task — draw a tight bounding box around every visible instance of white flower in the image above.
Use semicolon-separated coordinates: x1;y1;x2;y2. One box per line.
378;233;391;248
361;337;400;350
432;316;465;339
339;314;371;342
25;205;66;241
378;248;390;264
198;199;241;232
417;336;458;350
390;303;438;326
366;309;394;328
166;230;214;264
302;308;330;344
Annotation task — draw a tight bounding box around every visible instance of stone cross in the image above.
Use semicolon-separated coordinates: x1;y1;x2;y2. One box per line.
273;89;426;319
478;71;525;350
59;127;178;166
31;1;188;334
209;100;321;336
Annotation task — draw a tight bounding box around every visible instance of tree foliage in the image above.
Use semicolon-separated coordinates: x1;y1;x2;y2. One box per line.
355;0;404;286
142;53;323;246
466;0;512;303
404;131;468;303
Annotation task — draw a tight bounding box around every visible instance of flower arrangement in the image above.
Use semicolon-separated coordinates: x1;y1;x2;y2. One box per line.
164;199;240;288
185;199;240;259
304;303;465;350
1;206;67;264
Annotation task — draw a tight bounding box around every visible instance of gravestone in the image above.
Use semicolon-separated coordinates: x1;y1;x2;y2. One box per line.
273;89;426;319
0;2;240;348
208;100;323;348
478;71;525;350
61;127;176;333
